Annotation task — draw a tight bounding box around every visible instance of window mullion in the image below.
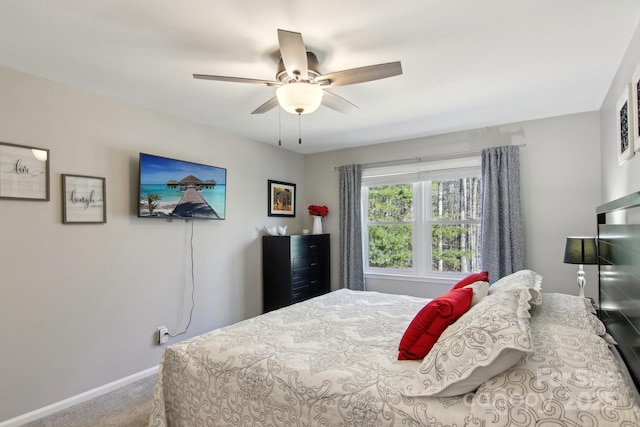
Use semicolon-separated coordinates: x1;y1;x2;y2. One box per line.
411;182;421;276
424;180;433;275
411;181;425;276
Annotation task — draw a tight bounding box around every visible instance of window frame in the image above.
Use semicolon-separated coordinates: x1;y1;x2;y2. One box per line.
362;158;482;280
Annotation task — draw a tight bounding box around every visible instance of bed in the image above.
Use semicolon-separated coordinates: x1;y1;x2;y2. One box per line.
149;192;640;427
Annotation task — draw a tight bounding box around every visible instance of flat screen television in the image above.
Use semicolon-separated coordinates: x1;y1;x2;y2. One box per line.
138;152;226;220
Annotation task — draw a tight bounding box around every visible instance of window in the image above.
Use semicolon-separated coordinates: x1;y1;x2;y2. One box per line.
362;158;481;278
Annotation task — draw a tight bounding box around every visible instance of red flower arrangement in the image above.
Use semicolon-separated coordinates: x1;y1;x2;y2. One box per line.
308;205;329;217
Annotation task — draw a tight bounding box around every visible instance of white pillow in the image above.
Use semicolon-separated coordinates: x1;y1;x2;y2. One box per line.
529;292;606;336
488;269;543;305
401;288;533;397
463;280;489;306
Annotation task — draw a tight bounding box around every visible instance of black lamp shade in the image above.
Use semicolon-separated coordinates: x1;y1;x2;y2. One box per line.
563;237;597;265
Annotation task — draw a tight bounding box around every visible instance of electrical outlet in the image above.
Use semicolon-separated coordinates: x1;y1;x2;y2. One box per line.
157;326;169;345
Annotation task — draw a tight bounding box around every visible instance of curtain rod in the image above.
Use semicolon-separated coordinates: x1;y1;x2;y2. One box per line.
333;143;526;170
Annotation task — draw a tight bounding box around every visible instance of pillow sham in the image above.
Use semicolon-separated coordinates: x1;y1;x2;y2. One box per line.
401;287;533;397
488;269;543;305
529;292;606;336
450;271;489;290
398;287;473;360
464;281;489;306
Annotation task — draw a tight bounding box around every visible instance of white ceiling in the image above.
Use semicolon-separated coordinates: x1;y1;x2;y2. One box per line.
0;1;639;154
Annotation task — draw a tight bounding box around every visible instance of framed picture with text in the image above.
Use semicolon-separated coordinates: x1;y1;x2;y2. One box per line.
268;180;296;217
0;141;49;201
62;174;106;224
617;84;634;165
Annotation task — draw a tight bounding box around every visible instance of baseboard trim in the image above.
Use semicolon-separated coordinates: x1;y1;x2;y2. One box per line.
0;365;159;427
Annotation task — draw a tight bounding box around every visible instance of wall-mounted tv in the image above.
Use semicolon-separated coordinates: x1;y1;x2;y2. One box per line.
138;152;226;220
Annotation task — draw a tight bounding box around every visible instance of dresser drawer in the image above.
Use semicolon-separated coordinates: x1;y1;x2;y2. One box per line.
292;277;324;302
292;276;321;291
291;236;325;256
292;255;323;274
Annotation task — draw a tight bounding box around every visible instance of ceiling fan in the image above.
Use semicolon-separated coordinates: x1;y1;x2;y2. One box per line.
193;29;403;116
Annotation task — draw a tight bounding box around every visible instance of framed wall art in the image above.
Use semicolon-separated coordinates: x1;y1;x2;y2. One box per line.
617;84;634;165
0;141;50;200
632;63;640;150
268;180;296;217
62;174;106;224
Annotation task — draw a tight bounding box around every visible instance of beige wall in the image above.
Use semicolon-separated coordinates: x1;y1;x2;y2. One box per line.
305;112;601;299
0;66;306;421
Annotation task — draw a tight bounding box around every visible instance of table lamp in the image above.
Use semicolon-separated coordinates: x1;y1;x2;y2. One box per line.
563;237;597;298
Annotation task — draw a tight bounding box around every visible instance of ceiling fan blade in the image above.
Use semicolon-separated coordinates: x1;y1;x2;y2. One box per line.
251;96;280;114
316;61;402;87
321;90;358;113
193;74;279;86
277;29;308;80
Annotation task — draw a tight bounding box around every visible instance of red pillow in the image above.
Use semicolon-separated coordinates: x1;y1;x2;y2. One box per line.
449;271;489;290
398;287;473;360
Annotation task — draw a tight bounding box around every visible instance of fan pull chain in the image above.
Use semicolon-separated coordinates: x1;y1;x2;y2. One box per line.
278;107;282;146
298;113;302;144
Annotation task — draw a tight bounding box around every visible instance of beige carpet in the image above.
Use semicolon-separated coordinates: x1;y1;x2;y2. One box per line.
22;374;156;427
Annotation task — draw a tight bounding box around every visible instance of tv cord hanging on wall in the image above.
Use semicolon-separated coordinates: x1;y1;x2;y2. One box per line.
168;219;195;338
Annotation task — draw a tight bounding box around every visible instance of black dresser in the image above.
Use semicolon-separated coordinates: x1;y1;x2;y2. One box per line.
262;234;330;312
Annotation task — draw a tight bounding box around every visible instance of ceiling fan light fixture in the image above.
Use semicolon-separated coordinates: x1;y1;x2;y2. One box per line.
276;82;323;115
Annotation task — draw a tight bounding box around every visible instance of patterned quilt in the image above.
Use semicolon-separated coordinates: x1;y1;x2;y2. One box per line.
149;290;640;426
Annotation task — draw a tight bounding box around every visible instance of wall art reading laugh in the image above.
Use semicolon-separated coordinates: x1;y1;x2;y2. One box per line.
0;141;50;201
62;174;106;223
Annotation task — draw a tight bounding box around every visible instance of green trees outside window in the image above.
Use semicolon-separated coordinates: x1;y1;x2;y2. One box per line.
367;184;413;269
364;174;481;275
430;177;481;272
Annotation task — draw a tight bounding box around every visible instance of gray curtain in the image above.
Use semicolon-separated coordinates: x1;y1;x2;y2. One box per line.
480;146;524;283
338;164;364;290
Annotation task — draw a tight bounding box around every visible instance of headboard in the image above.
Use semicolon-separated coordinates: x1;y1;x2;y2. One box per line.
597;191;640;391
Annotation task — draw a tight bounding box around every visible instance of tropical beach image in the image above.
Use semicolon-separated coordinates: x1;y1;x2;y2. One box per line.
138;153;226;219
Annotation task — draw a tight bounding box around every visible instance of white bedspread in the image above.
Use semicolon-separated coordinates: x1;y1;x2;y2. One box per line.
469;293;640;426
149;290;640;426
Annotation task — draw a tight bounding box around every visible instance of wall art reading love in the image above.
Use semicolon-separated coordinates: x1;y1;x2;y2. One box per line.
0;141;50;201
